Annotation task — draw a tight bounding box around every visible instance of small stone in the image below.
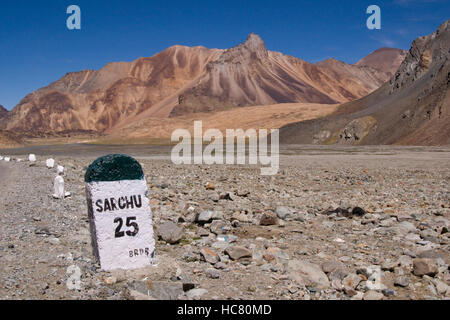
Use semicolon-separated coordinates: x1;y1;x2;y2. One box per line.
263;254;276;262
200;248;220;264
182;251;199;262
342;274;362;290
363;290;384;300
433;279;449;295
231;220;240;228
287;259;330;289
205;268;220;279
275;207;293;220
208;192;220;202
185;288;208;299
214;262;227;270
158;222;183;244
413;258;438;277
225;246;252;261
382;289;397;297
196;227;210;237
132;281;183;300
210;220;231;235
196;211;213;223
205;182;215;190
394;276;410;287
398;255;413;268
382;260;399;272
259;212;278;226
219;192;234;201
352;207;366;217
104;276;117;285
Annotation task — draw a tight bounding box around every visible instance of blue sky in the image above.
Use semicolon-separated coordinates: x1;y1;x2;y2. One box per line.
0;0;448;110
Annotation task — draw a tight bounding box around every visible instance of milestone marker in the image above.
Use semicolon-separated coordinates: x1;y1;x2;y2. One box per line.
53;175;71;199
85;154;156;271
29;154;36;162
46;159;55;168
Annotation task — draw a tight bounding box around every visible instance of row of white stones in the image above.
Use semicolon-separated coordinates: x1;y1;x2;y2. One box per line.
0;153;70;199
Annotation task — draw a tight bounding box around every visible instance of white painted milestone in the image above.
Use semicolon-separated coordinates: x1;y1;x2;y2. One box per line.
85;154;156;271
57;165;65;175
53;176;65;199
29;154;36;162
4;157;10;162
46;158;55;168
53;175;71;199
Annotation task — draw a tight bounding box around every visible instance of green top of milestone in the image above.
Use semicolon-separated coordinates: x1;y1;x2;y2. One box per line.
85;154;144;183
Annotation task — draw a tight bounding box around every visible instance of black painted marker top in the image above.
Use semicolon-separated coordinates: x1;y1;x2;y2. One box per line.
85;154;144;183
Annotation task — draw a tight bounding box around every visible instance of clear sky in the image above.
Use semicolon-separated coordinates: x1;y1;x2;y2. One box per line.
0;0;448;110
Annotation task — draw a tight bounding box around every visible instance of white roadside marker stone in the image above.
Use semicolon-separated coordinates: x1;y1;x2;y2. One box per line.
4;157;10;162
57;165;64;175
85;154;156;271
0;156;3;161
46;158;55;168
52;173;71;199
53;176;65;199
29;154;36;162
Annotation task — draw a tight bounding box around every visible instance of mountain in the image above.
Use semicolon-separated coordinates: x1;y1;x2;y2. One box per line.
0;105;7;118
170;34;403;116
0;35;405;137
279;20;450;146
355;47;407;79
1;46;222;134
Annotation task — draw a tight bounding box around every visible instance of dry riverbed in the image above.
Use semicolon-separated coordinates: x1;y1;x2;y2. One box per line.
0;146;449;300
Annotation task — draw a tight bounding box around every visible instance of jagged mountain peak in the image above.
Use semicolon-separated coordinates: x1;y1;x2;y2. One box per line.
0;105;7;118
244;33;267;52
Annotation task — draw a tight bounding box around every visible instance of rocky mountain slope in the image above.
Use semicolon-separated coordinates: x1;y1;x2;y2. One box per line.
279;20;450;146
0;35;404;137
0;46;223;134
0;105;7;119
170;34;402;116
355;48;407;79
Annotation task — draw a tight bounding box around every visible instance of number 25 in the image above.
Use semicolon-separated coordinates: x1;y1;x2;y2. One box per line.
114;217;139;238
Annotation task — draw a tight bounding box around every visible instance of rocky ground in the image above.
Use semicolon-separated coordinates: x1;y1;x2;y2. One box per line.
0;146;449;300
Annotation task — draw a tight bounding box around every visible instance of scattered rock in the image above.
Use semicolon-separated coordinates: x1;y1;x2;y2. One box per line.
259;212;278;226
200;248;220;264
363;290;384;300
287;260;330;289
413;258;438;277
205;182;215;190
275;207;293;220
131;281;184;300
225;246;252;261
185;288;208;299
394;276;410;287
158;222;184;244
352;207;366;217
205;268;220;279
196;210;213;223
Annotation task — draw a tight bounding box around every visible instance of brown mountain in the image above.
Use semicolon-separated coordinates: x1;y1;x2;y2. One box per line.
279;20;450;146
0;34;405;137
355;47;407;78
170;34;404;116
0;105;7;118
1;46;222;134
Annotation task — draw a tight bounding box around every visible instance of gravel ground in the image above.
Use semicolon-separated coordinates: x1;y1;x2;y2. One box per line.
0;146;449;300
